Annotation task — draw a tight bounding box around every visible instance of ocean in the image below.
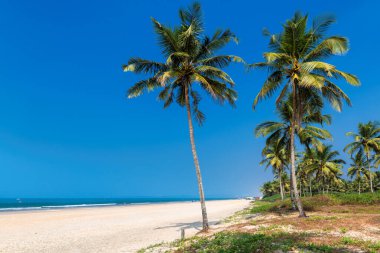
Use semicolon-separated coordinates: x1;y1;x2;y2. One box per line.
0;197;230;211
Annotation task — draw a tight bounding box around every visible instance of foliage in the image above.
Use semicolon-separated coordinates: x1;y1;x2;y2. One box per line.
252;12;358;215
255;95;332;151
248;201;279;214
124;2;243;125
252;12;359;111
178;231;374;253
302;145;345;191
345;121;380;192
253;193;380;215
331;191;380;205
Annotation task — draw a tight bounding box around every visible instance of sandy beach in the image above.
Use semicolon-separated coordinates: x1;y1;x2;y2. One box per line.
0;199;249;253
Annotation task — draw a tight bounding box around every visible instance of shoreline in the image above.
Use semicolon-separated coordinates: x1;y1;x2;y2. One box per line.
0;199;250;252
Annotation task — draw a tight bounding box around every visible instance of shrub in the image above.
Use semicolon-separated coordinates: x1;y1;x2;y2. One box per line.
185;232;279;252
330;192;380;205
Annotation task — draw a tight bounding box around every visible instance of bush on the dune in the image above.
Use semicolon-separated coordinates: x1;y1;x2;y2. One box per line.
330;192;380;205
251;192;380;214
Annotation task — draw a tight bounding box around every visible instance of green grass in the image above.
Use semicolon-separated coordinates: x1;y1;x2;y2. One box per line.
307;215;338;221
330;192;380;205
341;236;380;253
250;192;380;214
248;201;278;214
136;242;165;253
140;193;380;253
177;232;357;253
261;194;284;202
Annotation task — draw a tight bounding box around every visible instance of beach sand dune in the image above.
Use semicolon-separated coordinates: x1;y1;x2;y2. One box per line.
0;199;249;253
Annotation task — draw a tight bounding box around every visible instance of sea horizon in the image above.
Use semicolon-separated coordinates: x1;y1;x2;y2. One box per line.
0;197;237;211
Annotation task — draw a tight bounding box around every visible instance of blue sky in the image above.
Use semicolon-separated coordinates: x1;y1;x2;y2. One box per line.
0;0;378;198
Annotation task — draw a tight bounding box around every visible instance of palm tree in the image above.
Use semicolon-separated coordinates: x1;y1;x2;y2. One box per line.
256;96;330;208
260;141;288;200
303;145;345;194
252;13;359;216
347;150;369;194
296;162;311;197
345;121;380;193
123;2;243;230
255;96;332;150
260;181;279;198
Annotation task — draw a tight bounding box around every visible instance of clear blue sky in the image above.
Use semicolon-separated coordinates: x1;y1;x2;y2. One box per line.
0;0;378;198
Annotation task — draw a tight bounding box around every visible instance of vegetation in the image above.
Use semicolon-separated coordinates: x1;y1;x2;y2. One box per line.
255;96;331;203
124;2;242;230
255;193;380;213
347;150;370;194
125;4;380;252
302;145;345;194
176;231;380;253
345;121;380;193
252;12;359;217
259;141;287;200
261;172;380;198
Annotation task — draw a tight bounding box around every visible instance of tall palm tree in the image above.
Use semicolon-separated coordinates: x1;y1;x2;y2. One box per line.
260;141;288;200
345;121;380;193
252;13;359;216
303;145;345;194
347;150;369;194
123;3;242;230
256;95;331;208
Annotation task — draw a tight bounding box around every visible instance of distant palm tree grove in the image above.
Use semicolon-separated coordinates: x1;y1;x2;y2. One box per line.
123;2;379;229
260;121;380;201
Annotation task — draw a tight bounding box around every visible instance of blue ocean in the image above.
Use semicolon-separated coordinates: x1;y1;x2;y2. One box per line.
0;197;230;211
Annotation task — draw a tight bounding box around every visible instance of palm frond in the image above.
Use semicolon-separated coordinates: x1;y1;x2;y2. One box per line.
253;71;283;109
151;18;180;57
304;36;348;61
123;58;166;74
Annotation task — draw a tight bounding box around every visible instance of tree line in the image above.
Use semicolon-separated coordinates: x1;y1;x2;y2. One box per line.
123;2;366;230
259;121;380;199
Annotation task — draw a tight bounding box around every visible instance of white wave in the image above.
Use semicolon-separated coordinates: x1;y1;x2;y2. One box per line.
0;207;43;211
41;203;118;209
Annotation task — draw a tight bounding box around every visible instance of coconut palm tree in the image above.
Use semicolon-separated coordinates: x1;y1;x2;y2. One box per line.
123;2;243;230
260;181;279;198
296;162;311;197
256;95;331;208
347;150;369;194
255;95;332;151
299;149;317;195
252;12;359;216
345;121;380;193
303;145;345;194
260;141;288;200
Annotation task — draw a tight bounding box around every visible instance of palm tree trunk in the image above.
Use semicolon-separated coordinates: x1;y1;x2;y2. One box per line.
290;121;306;216
184;86;209;231
367;153;374;193
290;85;306;217
279;169;284;201
289;171;297;210
358;179;361;195
309;178;312;196
322;177;325;194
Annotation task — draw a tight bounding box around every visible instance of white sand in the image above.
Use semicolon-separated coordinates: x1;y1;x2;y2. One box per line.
0;199;249;253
